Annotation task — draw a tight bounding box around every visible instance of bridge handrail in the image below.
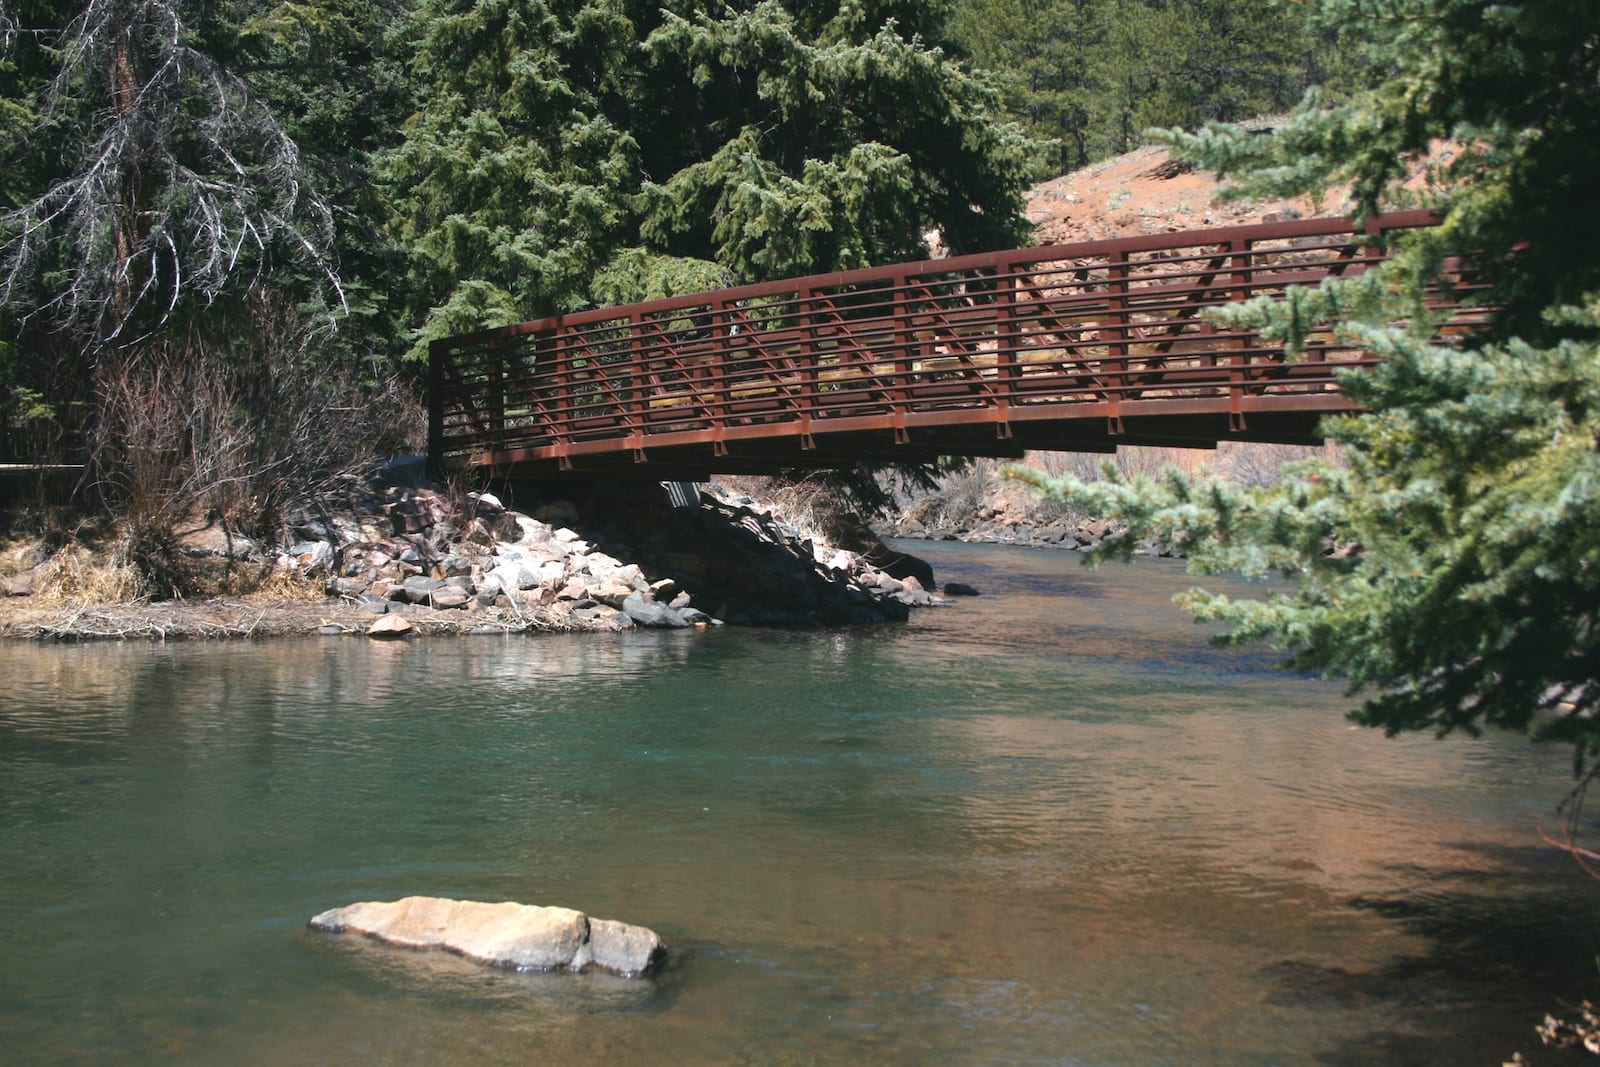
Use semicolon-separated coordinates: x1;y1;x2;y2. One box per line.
430;210;1476;475
437;210;1439;349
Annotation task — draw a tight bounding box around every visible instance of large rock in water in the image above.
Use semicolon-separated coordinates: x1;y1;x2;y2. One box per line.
307;896;666;977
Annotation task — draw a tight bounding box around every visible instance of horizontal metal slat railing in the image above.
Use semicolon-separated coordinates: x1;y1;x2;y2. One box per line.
429;210;1486;476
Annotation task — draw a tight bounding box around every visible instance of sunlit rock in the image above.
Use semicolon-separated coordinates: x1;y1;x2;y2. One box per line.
308;896;665;977
365;613;413;638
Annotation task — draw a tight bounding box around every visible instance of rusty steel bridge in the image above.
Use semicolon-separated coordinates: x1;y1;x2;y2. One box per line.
428;210;1481;480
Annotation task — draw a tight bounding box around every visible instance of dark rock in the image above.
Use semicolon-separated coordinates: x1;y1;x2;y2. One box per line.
330;577;370;598
571;604;634;631
401;575;445;604
943;582;981;596
622;592;689;628
429;588;471;610
1078;518;1115;541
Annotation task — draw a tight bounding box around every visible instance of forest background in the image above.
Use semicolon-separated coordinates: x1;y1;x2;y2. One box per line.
0;0;1351;561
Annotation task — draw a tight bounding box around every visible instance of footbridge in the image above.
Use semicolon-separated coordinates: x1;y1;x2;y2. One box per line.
428;210;1480;480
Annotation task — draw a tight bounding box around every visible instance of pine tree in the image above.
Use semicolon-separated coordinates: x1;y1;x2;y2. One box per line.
948;0;1353;173
232;0;417;358
1013;0;1600;760
950;0;1105;170
382;0;1043;356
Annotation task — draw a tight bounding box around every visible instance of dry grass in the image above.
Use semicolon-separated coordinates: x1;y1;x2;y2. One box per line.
34;543;149;604
248;567;326;601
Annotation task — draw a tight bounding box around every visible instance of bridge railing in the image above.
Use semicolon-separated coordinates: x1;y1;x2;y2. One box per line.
430;210;1482;473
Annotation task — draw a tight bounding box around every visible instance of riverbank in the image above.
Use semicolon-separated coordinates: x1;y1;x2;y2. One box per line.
0;476;945;641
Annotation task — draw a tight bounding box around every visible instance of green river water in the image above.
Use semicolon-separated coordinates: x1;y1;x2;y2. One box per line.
3;541;1598;1066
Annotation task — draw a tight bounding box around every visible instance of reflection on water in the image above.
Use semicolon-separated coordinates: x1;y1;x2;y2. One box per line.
2;543;1598;1066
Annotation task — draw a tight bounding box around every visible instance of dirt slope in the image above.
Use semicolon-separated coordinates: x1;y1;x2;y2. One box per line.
1025;137;1456;246
1024;143;1331;246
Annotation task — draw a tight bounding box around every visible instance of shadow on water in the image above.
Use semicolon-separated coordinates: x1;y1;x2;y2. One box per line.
1261;842;1600;1066
296;925;678;1016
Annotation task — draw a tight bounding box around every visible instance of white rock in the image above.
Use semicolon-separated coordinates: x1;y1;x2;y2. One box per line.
513;516;554;545
308;896;665;977
488;561;538;592
537;560;566;589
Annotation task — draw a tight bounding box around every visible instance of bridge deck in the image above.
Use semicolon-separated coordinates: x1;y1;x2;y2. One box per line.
429;210;1481;479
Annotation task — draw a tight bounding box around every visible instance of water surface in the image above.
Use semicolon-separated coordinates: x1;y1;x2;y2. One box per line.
2;543;1596;1065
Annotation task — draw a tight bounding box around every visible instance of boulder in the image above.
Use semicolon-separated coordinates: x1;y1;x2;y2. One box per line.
592;579;635;608
429;588;472;610
570;603;634;631
366;613;413;638
308;896;665;977
943;581;981;597
488;561;538;593
622;591;689;628
401;575;446;604
329;576;370;598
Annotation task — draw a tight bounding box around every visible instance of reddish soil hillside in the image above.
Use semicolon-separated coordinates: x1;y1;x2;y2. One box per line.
1025;139;1455;247
1024;143;1333;246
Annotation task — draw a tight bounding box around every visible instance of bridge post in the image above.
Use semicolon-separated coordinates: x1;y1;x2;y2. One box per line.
626;308;646;462
709;297;730;454
552;322;573;467
490;337;505;446
1227;236;1250;432
891;270;913;445
1105;248;1129;436
427;337;445;476
995;256;1018;439
798;284;819;435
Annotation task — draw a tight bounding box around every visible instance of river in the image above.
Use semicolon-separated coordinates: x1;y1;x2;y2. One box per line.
2;541;1597;1066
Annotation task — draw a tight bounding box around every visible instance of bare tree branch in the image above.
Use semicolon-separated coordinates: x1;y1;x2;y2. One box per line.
0;0;346;348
